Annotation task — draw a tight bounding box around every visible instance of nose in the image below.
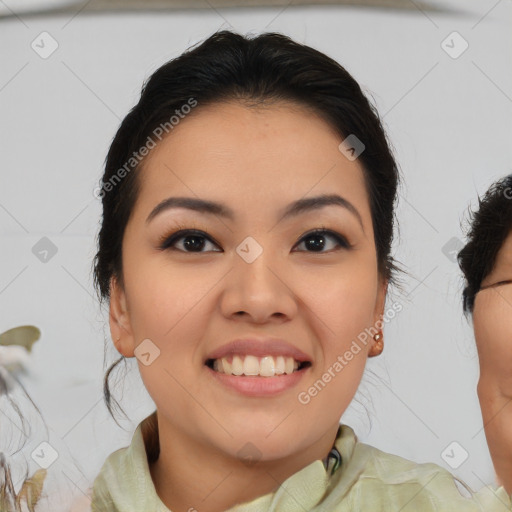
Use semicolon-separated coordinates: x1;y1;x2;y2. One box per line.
219;239;297;324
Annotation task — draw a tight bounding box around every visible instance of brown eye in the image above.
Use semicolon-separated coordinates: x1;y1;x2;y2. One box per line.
159;230;222;253
294;229;351;253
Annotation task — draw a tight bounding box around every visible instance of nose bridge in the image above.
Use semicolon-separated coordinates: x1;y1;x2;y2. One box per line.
234;234;279;291
221;234;295;321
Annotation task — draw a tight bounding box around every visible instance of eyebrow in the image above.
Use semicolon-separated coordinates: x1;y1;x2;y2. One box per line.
146;194;364;230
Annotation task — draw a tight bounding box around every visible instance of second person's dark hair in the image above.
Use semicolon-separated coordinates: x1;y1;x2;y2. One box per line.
458;174;512;314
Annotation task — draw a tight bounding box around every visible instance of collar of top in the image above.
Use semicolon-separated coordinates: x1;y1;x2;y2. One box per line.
93;412;355;512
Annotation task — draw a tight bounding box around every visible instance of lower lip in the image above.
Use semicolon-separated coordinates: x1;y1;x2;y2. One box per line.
205;365;309;397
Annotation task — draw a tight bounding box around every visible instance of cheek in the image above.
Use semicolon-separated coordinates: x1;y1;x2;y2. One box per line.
294;275;372;424
322;283;377;331
474;297;512;395
122;254;214;402
123;250;212;337
474;298;512;355
302;262;379;341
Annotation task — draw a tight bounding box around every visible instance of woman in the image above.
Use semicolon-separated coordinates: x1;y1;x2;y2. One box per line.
458;174;512;495
90;30;511;511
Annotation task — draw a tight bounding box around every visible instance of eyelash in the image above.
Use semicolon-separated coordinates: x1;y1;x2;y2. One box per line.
157;223;352;253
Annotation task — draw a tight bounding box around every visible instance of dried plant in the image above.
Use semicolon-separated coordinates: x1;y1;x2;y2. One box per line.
0;326;48;512
0;453;47;512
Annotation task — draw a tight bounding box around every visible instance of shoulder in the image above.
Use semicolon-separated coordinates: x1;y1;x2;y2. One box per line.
90;418;168;512
90;439;138;511
353;439;456;482
330;428;511;511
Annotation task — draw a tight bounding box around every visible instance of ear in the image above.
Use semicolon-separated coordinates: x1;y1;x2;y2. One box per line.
373;277;388;326
368;277;388;357
109;276;135;358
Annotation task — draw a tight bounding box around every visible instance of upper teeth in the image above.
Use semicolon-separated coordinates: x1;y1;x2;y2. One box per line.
212;355;301;377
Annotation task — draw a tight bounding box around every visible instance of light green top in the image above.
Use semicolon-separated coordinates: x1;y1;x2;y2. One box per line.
91;413;511;511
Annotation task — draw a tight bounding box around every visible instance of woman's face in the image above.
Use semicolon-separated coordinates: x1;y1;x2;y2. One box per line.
473;229;512;484
110;100;387;462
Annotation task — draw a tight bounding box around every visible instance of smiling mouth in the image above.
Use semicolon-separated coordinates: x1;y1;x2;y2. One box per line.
205;355;312;377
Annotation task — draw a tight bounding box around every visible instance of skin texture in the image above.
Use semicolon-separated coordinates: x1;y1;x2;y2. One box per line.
108;101;388;512
473;230;512;494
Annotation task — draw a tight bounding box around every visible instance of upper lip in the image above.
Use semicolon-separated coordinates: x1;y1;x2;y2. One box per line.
205;337;312;364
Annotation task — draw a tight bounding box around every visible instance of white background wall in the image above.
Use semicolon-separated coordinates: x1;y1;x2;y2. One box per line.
1;1;511;509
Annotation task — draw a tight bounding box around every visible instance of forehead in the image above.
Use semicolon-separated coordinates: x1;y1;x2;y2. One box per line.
135;101;372;228
481;230;512;287
492;230;512;271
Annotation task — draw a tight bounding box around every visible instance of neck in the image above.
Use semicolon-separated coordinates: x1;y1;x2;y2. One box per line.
148;413;339;512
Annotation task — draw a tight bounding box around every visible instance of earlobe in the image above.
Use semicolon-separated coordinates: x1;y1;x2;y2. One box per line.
368;278;388;358
368;331;384;357
109;276;135;358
